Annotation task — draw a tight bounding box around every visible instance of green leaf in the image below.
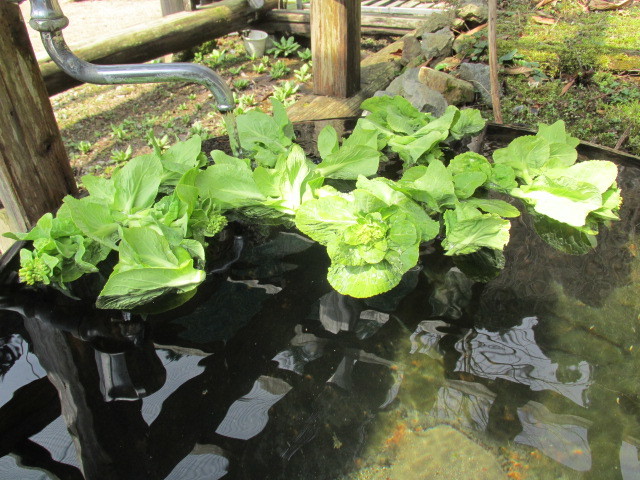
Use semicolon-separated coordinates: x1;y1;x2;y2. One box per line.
530;212;597;255
463;198;520;218
316;144;380;179
453;171;487;199
82;175;115;203
450;109;486;139
399;161;457;211
510;175;602;227
118;227;180;269
112;154;163;214
493;135;550;182
442;204;511;256
236;109;291;155
64;196;119;250
270;98;295;140
537;120;580;148
96;260;205;310
388;130;447;166
317;125;340;159
486;163;518;192
196;163;266;210
448;152;492;177
547;160;618;194
211;150;251;167
295;194;357;245
360;95;428;135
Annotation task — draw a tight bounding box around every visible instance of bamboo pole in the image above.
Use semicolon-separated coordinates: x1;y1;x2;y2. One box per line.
488;0;503;123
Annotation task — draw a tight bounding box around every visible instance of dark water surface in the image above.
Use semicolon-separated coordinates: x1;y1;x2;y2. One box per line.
2;154;640;479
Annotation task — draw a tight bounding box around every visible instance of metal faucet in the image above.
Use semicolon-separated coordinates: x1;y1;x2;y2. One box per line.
25;0;235;112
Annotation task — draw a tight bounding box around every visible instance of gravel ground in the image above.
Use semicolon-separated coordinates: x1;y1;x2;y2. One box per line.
19;0;162;58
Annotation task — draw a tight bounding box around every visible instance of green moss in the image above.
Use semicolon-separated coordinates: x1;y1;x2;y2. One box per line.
498;0;640;76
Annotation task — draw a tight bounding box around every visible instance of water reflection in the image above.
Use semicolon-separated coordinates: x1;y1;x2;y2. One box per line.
1;157;640;479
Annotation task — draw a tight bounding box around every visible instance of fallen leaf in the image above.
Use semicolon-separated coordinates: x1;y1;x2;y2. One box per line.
589;0;633;9
465;23;488;36
389;48;403;57
535;0;557;7
532;15;557;24
504;66;534;75
560;76;576;95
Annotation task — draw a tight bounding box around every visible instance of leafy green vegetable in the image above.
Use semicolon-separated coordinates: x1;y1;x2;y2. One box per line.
9;96;622;308
295;178;438;297
442;204;511;256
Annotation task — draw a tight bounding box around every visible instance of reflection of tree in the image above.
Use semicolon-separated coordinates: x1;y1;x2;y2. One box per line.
408;317;640;479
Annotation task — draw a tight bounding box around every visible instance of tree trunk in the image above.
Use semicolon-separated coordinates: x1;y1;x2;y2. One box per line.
38;0;278;96
0;3;77;233
311;0;361;98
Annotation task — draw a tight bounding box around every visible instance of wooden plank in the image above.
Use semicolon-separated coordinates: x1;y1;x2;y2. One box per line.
0;3;76;233
311;0;361;98
39;0;279;96
260;19;410;36
260;10;426;32
287;35;406;121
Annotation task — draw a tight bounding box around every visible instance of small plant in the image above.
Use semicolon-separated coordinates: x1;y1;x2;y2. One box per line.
110;145;133;164
188;93;197;101
190;121;209;139
182;114;191;125
177;102;188;111
233;78;250;90
294;63;312;83
268;36;301;57
238;93;257;108
297;48;312;61
144;115;160;128
470;38;488;62
146;131;170;152
204;49;227;68
228;66;243;75
270;60;291;80
110;123;129;141
260;56;270;65
73;140;92;154
499;49;547;83
252;62;268;74
272;81;299;106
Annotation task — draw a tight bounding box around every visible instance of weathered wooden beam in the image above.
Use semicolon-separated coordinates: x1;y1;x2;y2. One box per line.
38;0;278;96
287;35;405;121
0;3;77;233
258;10;424;36
311;0;361;97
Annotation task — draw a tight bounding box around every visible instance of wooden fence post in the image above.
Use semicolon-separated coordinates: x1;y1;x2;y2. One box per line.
311;0;361;98
0;2;77;233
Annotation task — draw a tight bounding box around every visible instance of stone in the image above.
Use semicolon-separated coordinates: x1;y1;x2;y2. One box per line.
457;3;489;23
415;10;456;36
418;67;475;105
420;27;454;61
383;68;449;116
386;426;509;480
458;62;492;106
402;34;424;65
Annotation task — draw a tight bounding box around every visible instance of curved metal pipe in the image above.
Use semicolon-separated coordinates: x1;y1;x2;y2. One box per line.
30;0;235;112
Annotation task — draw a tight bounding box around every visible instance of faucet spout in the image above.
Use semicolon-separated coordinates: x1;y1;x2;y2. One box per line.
30;0;235;112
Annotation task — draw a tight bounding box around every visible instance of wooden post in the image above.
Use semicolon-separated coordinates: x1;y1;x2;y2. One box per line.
0;2;77;233
160;0;186;16
311;0;361;98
